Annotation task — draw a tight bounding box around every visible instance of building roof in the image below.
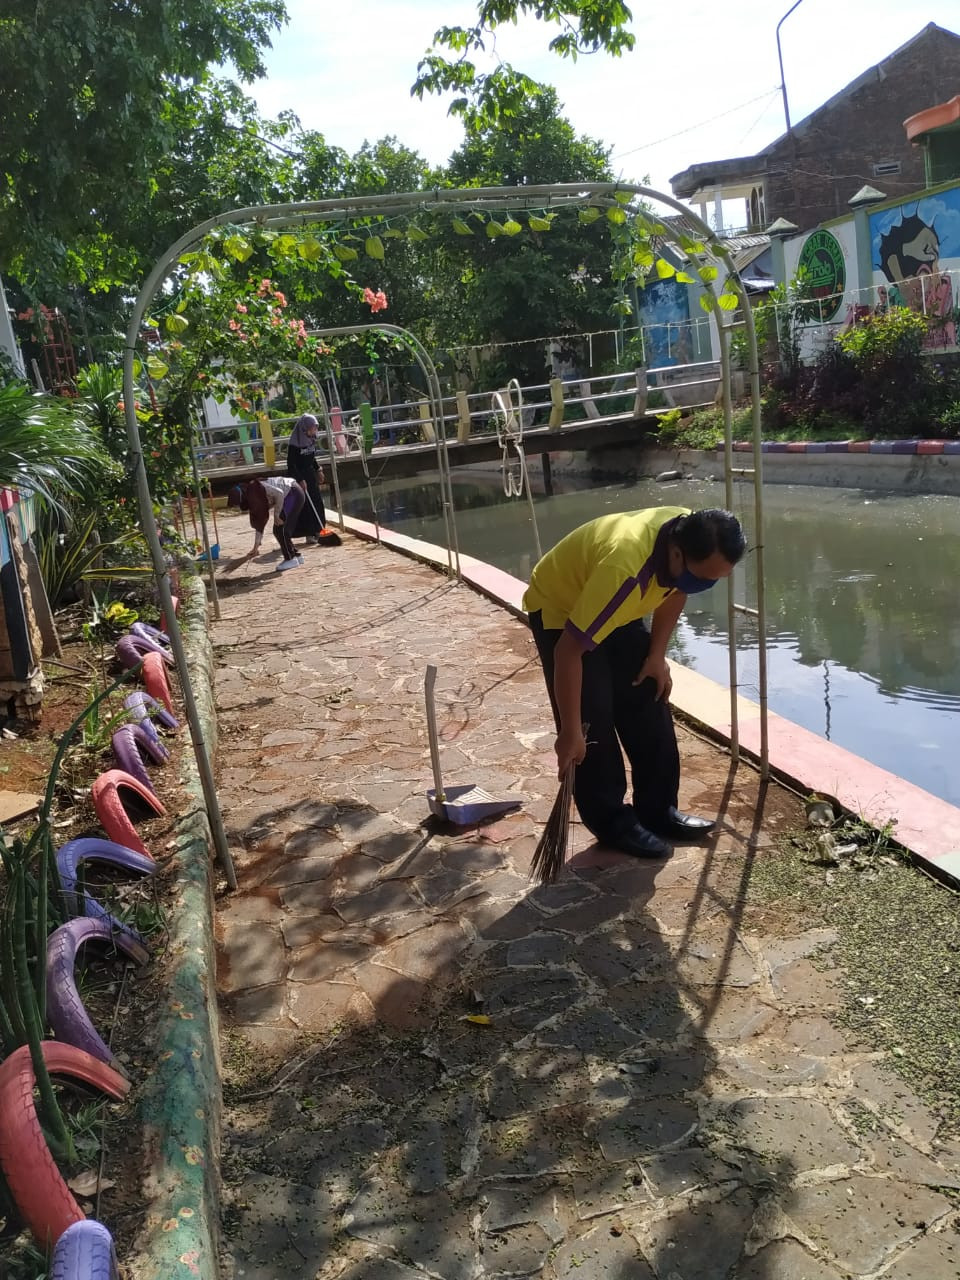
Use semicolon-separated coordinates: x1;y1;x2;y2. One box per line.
670;22;960;200
905;94;960;142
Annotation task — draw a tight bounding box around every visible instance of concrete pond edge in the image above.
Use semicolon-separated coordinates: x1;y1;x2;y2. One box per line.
127;572;223;1280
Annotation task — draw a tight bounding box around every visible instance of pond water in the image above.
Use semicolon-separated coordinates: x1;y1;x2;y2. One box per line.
341;469;960;808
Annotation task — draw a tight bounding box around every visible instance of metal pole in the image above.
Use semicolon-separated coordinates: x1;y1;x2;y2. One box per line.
776;0;806;135
717;320;740;764
188;425;221;621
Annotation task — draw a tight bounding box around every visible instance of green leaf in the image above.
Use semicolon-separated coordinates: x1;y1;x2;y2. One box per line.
164;312;189;334
675;271;695;284
614;190;633;206
699;293;717;313
298;236;324;263
528;215;553;232
406;225;429;242
502;219;522;236
452;218;473;236
717;291;740;311
365;235;385;260
633;246;655;269
486;220;505;238
655;258;676;279
383;228;404;238
275;234;298;257
146;356;168;380
606;206;627;226
333;243;358;261
697;264;719;283
223;234;253;263
579;207;602;225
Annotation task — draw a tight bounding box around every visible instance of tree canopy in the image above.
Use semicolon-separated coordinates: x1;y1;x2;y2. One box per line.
0;0;286;288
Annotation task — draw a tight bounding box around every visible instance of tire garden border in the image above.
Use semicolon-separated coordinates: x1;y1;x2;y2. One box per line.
126;573;223;1280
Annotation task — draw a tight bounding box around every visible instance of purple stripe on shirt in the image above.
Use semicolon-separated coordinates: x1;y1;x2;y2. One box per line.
582;575;639;643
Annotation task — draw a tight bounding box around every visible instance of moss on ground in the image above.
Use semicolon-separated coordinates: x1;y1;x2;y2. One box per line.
748;827;960;1133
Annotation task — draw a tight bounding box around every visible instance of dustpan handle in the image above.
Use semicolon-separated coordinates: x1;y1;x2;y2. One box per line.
424;665;446;802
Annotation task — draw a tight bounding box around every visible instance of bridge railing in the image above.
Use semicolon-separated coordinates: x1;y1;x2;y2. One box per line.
197;359;721;476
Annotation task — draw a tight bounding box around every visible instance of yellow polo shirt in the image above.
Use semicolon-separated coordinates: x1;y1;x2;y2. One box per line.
523;507;688;649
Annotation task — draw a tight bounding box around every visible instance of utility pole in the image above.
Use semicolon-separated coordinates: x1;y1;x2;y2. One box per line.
776;0;807;134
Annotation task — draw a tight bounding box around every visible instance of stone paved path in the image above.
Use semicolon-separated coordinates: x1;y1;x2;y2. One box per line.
211;515;960;1280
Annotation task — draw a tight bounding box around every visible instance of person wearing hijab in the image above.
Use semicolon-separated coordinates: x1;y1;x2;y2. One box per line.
226;476;306;572
285;412;341;546
524;506;745;859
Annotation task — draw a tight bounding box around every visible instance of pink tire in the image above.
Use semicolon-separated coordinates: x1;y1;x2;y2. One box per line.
110;724;167;793
0;1043;128;1248
142;651;174;715
56;837;156;938
123;690;178;733
51;1220;119;1280
46;919;148;1068
90;770;165;859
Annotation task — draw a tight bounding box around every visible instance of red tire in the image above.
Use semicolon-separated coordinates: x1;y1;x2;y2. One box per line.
51;1219;119;1280
56;838;156;936
0;1043;128;1248
46;919;148;1068
141;651;174;715
90;770;165;859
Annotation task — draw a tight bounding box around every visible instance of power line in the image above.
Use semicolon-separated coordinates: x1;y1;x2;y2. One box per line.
612;88;782;160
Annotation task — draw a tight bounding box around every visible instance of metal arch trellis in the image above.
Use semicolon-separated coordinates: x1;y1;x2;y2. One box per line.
492;378;542;562
122;181;769;887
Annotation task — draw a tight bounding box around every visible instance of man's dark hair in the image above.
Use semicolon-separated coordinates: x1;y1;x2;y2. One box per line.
674;509;746;565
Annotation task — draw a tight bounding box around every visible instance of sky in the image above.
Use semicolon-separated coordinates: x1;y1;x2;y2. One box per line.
250;1;959;207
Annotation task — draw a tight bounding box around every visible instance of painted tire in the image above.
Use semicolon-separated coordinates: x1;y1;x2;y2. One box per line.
127;720;169;764
142;651;174;715
131;621;170;648
110;724;167;792
123;690;178;733
0;1043;128;1248
113;636;142;671
56;838;156;937
91;770;165;859
46;919;148;1068
116;632;174;667
51;1220;119;1280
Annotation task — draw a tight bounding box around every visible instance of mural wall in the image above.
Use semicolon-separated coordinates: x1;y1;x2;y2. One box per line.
783;217;859;360
869;186;960;350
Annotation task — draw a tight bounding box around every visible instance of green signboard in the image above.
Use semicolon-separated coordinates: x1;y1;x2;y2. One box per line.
796;229;846;321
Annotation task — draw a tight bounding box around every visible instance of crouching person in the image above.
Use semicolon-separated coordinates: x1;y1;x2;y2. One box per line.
227;476;306;572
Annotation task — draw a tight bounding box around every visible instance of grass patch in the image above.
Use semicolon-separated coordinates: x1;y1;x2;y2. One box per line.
750;824;960;1134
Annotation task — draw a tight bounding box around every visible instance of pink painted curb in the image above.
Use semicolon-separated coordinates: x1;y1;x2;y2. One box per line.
339;513;960;886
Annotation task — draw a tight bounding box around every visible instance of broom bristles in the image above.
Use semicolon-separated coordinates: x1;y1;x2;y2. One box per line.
530;760;575;885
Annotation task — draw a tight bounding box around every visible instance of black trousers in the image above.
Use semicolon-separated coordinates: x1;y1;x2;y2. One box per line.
529;611;680;841
286;459;326;535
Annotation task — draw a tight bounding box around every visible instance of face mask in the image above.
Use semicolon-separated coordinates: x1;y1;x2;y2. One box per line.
672;564;719;594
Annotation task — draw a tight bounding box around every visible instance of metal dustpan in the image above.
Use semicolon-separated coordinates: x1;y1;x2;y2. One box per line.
424;664;522;825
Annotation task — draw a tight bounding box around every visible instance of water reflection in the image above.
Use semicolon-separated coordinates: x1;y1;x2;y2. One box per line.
341;470;960;806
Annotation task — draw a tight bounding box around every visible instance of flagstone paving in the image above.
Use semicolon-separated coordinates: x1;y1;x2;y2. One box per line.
210;515;960;1280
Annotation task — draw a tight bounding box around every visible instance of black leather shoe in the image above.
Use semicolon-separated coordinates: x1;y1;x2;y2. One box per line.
652;807;715;840
607;822;671;859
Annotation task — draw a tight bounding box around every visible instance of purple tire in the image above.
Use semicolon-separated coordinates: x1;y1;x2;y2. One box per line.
46;919;148;1068
51;1219;119;1280
110;724;167;792
131;621;170;648
115;632;174;667
123;690;179;733
56;838;156;939
113;636;142;671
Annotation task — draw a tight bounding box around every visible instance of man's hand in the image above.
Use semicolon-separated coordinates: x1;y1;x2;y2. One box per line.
555;725;587;780
633;654;672;700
